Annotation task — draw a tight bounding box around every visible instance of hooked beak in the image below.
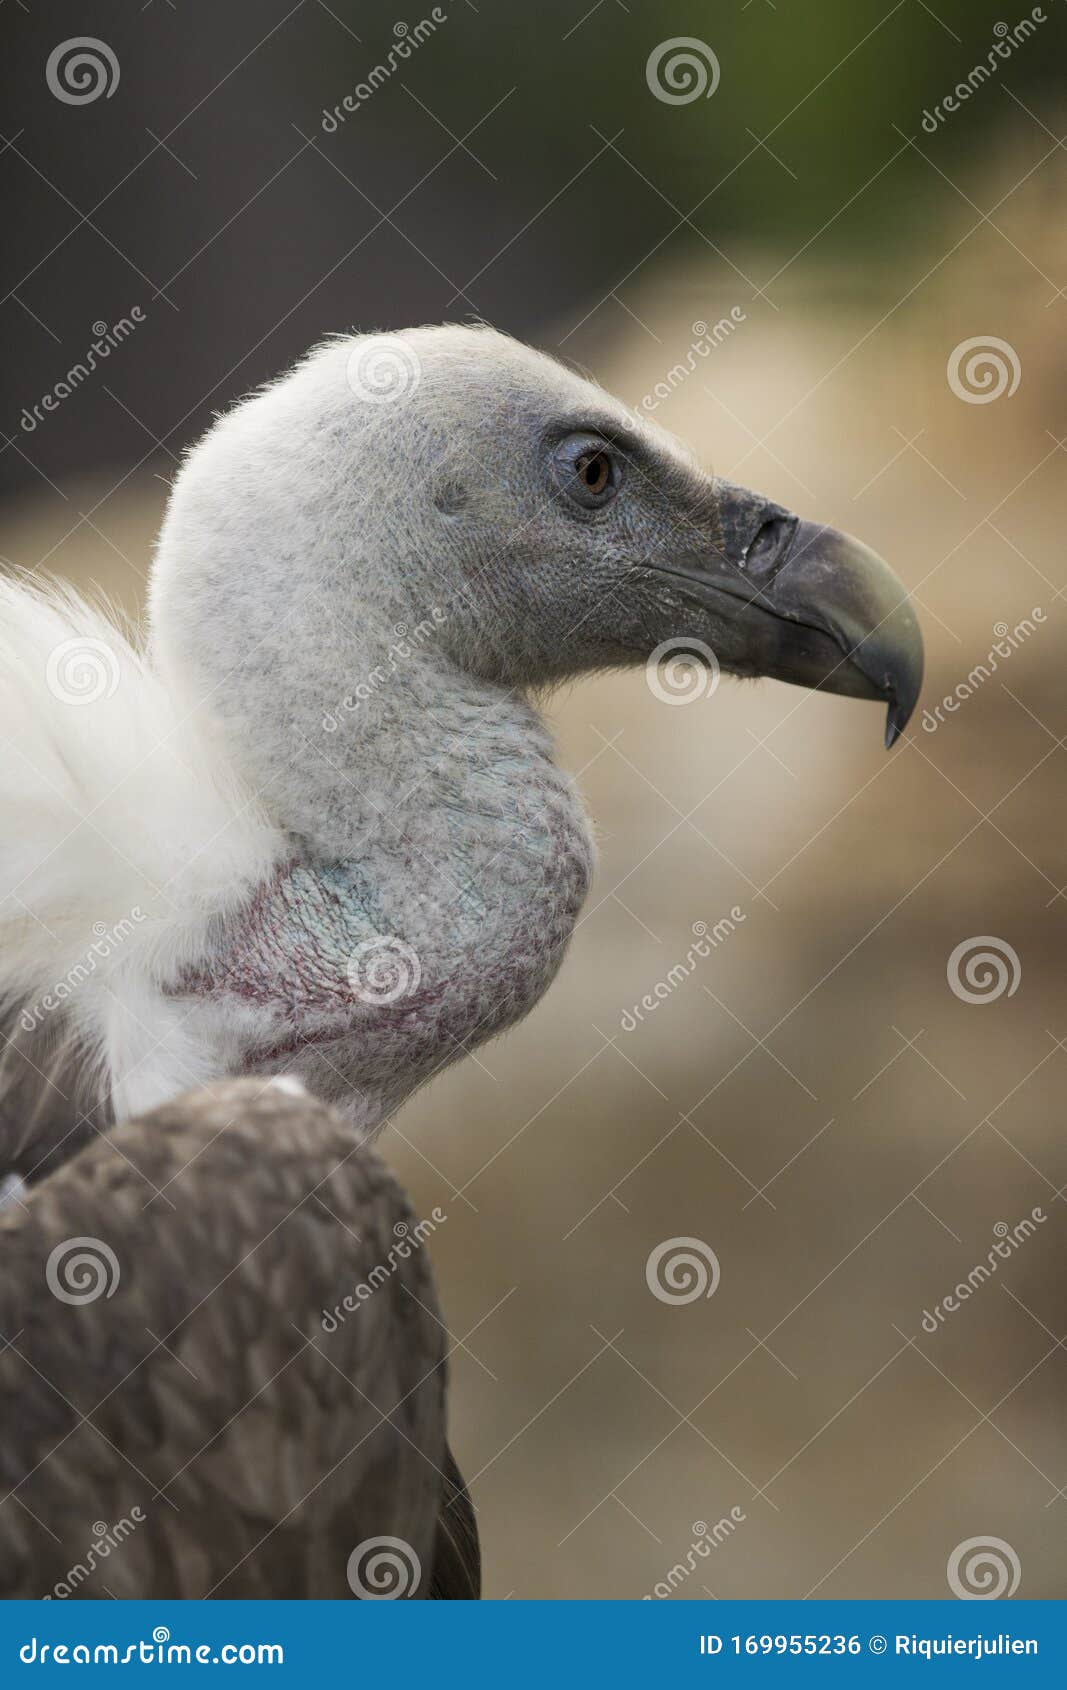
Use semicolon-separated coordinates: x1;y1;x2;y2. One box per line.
651;480;924;748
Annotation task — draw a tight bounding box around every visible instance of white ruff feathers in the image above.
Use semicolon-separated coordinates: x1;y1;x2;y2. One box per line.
0;574;284;1126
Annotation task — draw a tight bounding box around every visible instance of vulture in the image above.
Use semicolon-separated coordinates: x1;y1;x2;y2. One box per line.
0;324;923;1597
0;324;923;1170
0;1077;478;1599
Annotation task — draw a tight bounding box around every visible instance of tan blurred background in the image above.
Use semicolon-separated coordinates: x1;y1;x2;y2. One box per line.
2;0;1064;1600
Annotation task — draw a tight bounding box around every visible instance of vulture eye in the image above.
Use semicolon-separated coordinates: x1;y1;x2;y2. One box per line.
576;450;611;497
552;433;623;511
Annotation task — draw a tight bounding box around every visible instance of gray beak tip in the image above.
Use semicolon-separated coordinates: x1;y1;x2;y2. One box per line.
774;521;924;752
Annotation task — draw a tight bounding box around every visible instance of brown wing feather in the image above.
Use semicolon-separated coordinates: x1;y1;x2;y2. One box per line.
0;1078;452;1599
428;1445;482;1600
0;1005;105;1186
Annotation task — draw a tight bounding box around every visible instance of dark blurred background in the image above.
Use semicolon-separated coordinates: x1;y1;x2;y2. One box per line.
4;0;1065;500
2;0;1065;1600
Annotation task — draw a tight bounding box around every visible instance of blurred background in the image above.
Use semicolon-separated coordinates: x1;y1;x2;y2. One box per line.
2;0;1065;1599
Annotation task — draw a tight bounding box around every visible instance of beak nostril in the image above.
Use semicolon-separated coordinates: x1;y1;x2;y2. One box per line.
742;514;795;577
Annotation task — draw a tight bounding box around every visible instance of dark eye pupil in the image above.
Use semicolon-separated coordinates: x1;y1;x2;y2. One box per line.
578;451;610;494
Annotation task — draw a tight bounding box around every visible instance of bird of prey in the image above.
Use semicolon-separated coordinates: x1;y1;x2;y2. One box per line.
0;1077;478;1599
0;324;923;1178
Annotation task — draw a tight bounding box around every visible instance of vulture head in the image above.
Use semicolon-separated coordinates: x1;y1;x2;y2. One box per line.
150;325;922;795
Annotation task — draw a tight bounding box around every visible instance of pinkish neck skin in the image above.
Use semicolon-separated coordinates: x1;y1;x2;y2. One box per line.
171;704;595;1137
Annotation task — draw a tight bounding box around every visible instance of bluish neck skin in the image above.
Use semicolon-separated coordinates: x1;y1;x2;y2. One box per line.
174;690;595;1136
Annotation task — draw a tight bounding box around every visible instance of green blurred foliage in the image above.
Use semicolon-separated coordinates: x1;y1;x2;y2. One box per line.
310;0;1066;267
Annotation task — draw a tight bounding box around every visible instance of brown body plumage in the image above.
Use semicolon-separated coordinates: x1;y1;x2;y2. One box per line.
0;1079;477;1599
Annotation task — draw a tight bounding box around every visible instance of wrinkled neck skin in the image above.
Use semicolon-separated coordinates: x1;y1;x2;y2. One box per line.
159;625;595;1139
158;573;558;856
